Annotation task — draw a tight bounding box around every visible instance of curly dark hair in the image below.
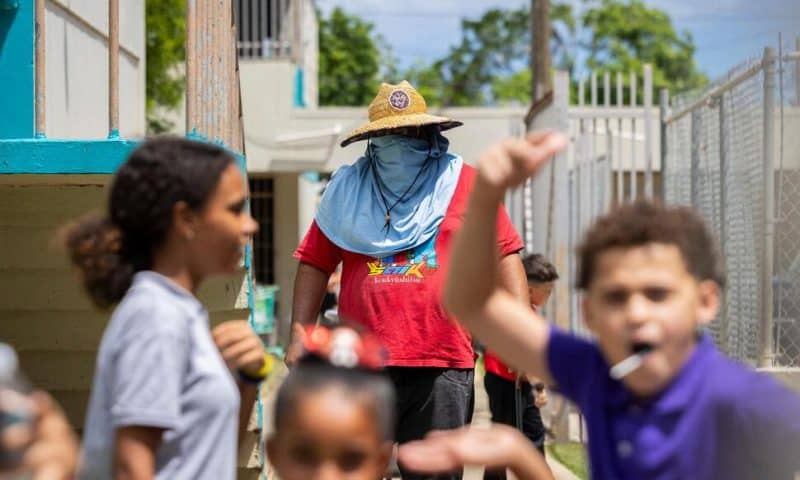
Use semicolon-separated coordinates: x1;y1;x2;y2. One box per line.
576;200;726;290
522;253;559;283
64;137;235;309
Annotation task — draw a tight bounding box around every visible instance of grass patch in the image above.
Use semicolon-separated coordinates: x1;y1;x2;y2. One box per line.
546;442;588;480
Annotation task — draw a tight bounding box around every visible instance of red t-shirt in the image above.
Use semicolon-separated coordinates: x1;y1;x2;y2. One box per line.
485;305;538;382
484;351;518;381
294;165;524;368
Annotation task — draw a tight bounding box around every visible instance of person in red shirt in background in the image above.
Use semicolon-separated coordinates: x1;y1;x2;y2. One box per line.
290;81;528;480
483;253;558;480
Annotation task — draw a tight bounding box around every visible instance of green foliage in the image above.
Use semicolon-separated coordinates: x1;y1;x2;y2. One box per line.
491;69;532;106
318;7;382;106
145;0;185;134
405;0;704;107
405;3;575;106
581;0;707;103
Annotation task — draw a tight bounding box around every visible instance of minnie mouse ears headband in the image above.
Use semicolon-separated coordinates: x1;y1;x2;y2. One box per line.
300;325;386;371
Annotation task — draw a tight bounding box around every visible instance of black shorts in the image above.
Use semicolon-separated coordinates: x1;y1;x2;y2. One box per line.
388;366;475;480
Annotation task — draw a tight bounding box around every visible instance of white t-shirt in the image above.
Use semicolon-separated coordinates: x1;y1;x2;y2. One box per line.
79;271;240;479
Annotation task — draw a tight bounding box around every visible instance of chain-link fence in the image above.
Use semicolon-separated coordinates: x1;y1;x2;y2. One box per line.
663;40;800;367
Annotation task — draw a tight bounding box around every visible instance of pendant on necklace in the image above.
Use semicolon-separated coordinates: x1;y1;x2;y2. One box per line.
384;214;391;224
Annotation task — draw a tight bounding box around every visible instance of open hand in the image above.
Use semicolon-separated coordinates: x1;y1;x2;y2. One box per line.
398;425;553;479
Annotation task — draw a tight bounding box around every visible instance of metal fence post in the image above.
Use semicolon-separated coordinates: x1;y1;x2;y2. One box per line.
795;37;800;106
604;71;613;211
616;72;624;204
690;110;702;209
108;0;119;138
643;64;653;198
718;93;729;353
759;47;777;367
34;0;45;138
629;72;638;200
659;89;669;202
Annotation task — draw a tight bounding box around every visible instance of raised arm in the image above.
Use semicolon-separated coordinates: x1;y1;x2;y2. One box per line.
443;131;567;385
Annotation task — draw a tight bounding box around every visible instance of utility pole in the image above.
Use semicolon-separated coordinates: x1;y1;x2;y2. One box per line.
531;0;552;102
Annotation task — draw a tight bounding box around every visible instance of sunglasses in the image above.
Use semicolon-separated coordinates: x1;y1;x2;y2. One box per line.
533;382;546;393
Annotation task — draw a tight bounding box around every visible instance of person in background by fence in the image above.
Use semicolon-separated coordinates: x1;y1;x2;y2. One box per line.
444;130;800;480
289;81;528;480
64;138;272;480
483;253;557;480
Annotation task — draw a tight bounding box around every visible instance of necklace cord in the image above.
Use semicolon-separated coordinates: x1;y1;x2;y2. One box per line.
367;137;434;233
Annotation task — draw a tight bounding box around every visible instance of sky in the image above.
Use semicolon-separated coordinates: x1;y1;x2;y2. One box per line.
314;0;800;80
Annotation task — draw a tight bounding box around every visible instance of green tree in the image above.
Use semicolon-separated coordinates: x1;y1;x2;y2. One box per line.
406;0;704;106
318;7;382;106
145;0;185;133
405;4;575;106
582;0;706;102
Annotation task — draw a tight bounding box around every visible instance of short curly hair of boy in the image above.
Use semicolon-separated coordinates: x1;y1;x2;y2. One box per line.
522;253;559;283
576;200;726;290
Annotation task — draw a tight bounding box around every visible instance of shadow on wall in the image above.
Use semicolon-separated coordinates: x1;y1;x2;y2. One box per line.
0;4;18;49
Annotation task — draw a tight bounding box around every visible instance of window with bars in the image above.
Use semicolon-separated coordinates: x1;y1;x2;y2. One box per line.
249;177;275;284
234;0;292;58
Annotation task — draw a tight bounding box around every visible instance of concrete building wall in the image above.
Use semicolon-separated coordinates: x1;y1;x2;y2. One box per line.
44;0;146;139
0;179;248;430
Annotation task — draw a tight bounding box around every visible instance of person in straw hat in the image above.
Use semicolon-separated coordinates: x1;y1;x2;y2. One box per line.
290;81;528;479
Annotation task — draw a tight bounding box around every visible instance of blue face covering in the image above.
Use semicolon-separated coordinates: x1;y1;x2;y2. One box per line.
315;131;463;258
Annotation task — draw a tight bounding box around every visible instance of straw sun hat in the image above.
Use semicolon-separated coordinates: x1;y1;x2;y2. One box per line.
339;80;463;147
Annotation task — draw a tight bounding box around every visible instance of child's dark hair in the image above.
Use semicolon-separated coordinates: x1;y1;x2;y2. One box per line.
523;253;559;283
576;200;726;290
274;358;396;443
64;137;235;309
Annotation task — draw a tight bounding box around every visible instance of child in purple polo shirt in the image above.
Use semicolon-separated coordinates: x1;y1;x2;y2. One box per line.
440;131;800;480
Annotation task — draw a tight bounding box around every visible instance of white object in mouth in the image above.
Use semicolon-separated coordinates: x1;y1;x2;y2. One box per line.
610;352;645;380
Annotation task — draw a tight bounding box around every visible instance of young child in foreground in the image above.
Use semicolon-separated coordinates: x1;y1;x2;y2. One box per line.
430;131;800;479
266;325;396;480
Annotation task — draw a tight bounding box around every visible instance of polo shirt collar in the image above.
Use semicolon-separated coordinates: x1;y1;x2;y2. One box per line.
133;270;206;315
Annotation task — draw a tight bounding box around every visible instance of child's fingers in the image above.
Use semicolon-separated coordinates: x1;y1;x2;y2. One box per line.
219;337;265;370
0;422;34;451
398;441;460;473
212;321;254;349
525;129;557;145
508;132;567;172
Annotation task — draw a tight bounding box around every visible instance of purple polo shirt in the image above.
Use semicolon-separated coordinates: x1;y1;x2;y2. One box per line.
547;327;800;479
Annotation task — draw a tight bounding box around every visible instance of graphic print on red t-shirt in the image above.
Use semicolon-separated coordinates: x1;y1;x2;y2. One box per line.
366;234;438;284
295;165;524;369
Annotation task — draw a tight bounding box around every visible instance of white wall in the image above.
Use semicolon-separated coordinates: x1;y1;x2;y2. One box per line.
44;0;146;139
239;60;528;173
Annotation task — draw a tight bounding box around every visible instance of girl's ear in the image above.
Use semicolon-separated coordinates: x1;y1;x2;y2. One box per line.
172;201;198;241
